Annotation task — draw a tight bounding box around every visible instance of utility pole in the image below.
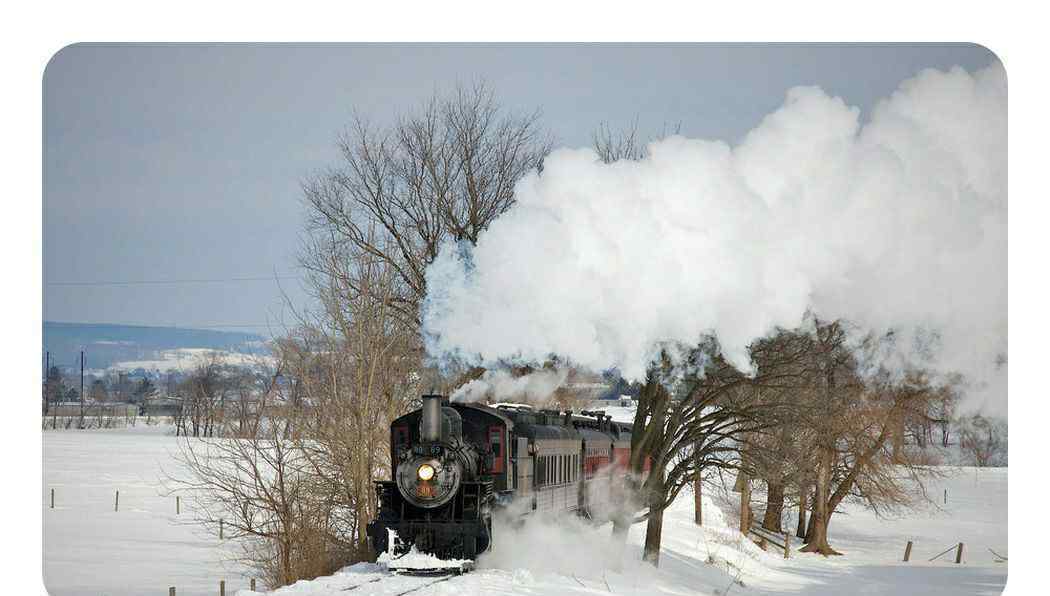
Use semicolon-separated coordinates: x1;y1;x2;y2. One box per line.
79;350;85;428
43;351;50;415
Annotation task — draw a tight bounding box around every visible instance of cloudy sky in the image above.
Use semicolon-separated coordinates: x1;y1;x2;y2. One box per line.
43;43;998;335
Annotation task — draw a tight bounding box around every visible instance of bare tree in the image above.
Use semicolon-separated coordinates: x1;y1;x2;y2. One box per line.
173;404;337;588
178;353;233;438
958;414;1008;467
281;245;424;558
302;82;551;329
796;322;944;555
620;333;810;566
592;120;682;163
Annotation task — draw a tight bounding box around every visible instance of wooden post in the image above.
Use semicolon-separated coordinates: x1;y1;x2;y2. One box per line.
219;580;225;596
783;532;790;559
944;488;947;504
903;540;913;562
250;578;256;591
955;542;964;564
219;519;224;540
169;588;176;596
176;496;180;515
50;488;54;509
115;490;119;512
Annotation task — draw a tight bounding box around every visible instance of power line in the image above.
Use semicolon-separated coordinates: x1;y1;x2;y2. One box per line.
46;275;302;287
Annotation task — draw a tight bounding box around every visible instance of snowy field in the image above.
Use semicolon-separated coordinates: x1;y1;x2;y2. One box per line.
43;423;1007;596
43;425;249;596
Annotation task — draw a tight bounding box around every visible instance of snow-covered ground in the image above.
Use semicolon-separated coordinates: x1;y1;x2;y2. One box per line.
43;425;249;596
108;347;269;373
244;468;1006;596
43;422;1007;596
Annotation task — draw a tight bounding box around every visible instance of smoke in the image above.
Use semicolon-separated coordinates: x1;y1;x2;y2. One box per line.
450;368;569;404
424;64;1006;412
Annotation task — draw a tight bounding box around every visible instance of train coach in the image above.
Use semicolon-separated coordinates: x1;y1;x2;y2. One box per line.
366;394;649;561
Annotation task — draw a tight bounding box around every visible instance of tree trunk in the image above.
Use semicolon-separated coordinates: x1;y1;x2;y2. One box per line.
799;447;841;555
612;516;630;541
693;472;703;526
891;415;904;463
643;505;665;567
739;471;751;535
796;484;808;539
762;481;785;533
642;467;666;567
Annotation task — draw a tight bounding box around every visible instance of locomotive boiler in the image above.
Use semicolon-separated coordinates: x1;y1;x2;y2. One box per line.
366;394;646;561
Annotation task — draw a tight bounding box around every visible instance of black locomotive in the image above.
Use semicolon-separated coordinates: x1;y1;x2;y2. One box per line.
366;394;647;560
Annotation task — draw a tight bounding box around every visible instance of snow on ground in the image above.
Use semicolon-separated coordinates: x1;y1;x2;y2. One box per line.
109;347;270;373
43;425;250;596
243;468;1006;596
43;420;1007;596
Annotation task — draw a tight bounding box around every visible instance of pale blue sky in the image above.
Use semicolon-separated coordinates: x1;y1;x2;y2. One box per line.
43;43;998;334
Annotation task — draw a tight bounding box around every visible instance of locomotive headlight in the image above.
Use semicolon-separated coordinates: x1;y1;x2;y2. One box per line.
417;463;436;481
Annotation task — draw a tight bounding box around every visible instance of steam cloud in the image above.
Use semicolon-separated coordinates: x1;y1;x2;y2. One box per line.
451;368;569;404
424;65;1007;412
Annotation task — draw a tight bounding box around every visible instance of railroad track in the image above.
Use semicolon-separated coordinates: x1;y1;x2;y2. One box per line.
336;565;467;595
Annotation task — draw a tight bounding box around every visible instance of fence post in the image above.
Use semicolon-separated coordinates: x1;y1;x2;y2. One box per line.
219;519;224;540
176;496;180;515
783;532;790;559
115;490;119;512
250;578;256;591
903;540;913;562
219;580;225;596
50;488;54;509
944;489;947;505
169;588;175;596
955;542;964;564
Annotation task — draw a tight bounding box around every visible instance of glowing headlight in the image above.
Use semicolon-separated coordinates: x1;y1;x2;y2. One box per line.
417;463;436;481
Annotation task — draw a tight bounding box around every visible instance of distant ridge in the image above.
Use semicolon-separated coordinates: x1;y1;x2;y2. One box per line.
43;321;267;371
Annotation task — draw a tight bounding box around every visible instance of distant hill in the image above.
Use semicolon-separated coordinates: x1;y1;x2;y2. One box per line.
43;321;268;372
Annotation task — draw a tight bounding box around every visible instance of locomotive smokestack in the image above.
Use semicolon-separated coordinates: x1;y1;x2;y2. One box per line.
421;394;442;442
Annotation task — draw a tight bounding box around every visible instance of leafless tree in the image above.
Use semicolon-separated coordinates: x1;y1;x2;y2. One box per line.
795;322;945;555
620;333;810;566
178;353;233;438
301;82;551;330
958;414;1008;467
281;245;424;557
592;120;682;163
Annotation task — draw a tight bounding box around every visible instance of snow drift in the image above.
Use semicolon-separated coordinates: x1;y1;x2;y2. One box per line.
423;64;1007;412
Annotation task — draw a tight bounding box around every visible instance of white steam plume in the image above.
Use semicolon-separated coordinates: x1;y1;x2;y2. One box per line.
451;368;569;404
424;65;1006;412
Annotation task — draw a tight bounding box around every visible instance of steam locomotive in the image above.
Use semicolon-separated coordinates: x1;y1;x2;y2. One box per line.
366;394;646;560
